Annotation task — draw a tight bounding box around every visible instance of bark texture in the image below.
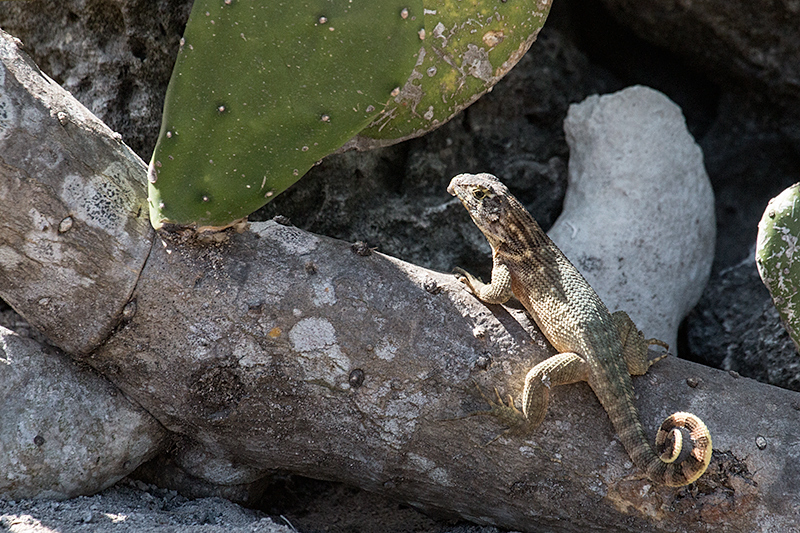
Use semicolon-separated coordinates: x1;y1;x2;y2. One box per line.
0;31;153;355
1;29;800;532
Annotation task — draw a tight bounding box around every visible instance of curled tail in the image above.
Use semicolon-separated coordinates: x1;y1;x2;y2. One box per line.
648;412;712;486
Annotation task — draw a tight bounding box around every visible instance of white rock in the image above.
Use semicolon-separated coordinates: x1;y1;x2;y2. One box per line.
549;85;715;351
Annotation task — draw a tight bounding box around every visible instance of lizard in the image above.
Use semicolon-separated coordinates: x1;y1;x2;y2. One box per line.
448;172;712;486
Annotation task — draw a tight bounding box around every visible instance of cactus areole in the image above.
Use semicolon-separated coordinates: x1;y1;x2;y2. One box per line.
148;0;423;230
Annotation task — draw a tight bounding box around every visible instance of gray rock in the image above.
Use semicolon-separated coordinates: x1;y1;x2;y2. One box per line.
0;480;293;533
598;0;800;143
131;438;271;506
0;326;168;500
686;255;800;392
549;86;715;350
0;0;193;160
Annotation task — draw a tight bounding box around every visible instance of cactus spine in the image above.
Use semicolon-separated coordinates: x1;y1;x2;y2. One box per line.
756;183;800;351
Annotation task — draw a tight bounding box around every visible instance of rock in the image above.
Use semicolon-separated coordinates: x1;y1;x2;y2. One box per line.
549;85;715;350
0;326;168;500
0;0;193;160
597;0;800;141
131;439;271;506
0;480;293;533
686;256;800;392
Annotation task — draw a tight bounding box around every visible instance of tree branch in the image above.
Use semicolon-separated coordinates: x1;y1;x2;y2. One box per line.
0;30;153;355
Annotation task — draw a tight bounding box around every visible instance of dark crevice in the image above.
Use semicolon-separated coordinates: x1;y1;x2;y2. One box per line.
552;0;721;140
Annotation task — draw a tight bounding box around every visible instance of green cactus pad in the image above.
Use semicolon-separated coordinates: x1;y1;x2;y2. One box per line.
148;0;423;230
756;183;800;351
357;0;552;142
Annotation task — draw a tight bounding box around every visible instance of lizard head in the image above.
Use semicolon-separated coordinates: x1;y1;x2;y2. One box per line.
448;173;534;248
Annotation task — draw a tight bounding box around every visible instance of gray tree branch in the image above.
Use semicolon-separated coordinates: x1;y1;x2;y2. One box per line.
1;29;798;533
0;31;153;355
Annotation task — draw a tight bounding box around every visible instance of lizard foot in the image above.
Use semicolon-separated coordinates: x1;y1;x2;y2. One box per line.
646;338;670;366
452;267;480;292
468;381;532;444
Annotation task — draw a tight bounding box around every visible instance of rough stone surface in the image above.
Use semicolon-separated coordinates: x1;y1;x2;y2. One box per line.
549;86;715;350
0;0;192;159
0;477;495;533
0;479;292;533
0;326;168;500
687;256;800;392
598;0;800;143
131;452;271;507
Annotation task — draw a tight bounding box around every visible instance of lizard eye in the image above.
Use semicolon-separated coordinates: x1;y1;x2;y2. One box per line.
472;186;490;201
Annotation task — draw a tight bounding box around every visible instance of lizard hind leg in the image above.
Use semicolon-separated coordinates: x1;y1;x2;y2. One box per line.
654;412;713;486
467;351;588;442
522;352;589;427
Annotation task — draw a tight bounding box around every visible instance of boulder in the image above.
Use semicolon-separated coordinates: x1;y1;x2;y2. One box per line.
549;85;715;350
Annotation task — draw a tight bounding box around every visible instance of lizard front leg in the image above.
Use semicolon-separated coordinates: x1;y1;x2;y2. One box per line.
454;257;514;305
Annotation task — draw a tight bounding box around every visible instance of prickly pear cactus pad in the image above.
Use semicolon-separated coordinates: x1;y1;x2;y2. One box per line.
148;0;423;230
357;0;552;143
756;183;800;351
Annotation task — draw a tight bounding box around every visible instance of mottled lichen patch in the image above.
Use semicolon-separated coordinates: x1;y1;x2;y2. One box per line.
407;452;452;486
0;90;16;142
289;317;351;386
60;163;142;243
251;221;320;256
311;278;336;306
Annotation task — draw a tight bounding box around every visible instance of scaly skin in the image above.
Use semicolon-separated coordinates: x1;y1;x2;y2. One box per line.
448;172;712;486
